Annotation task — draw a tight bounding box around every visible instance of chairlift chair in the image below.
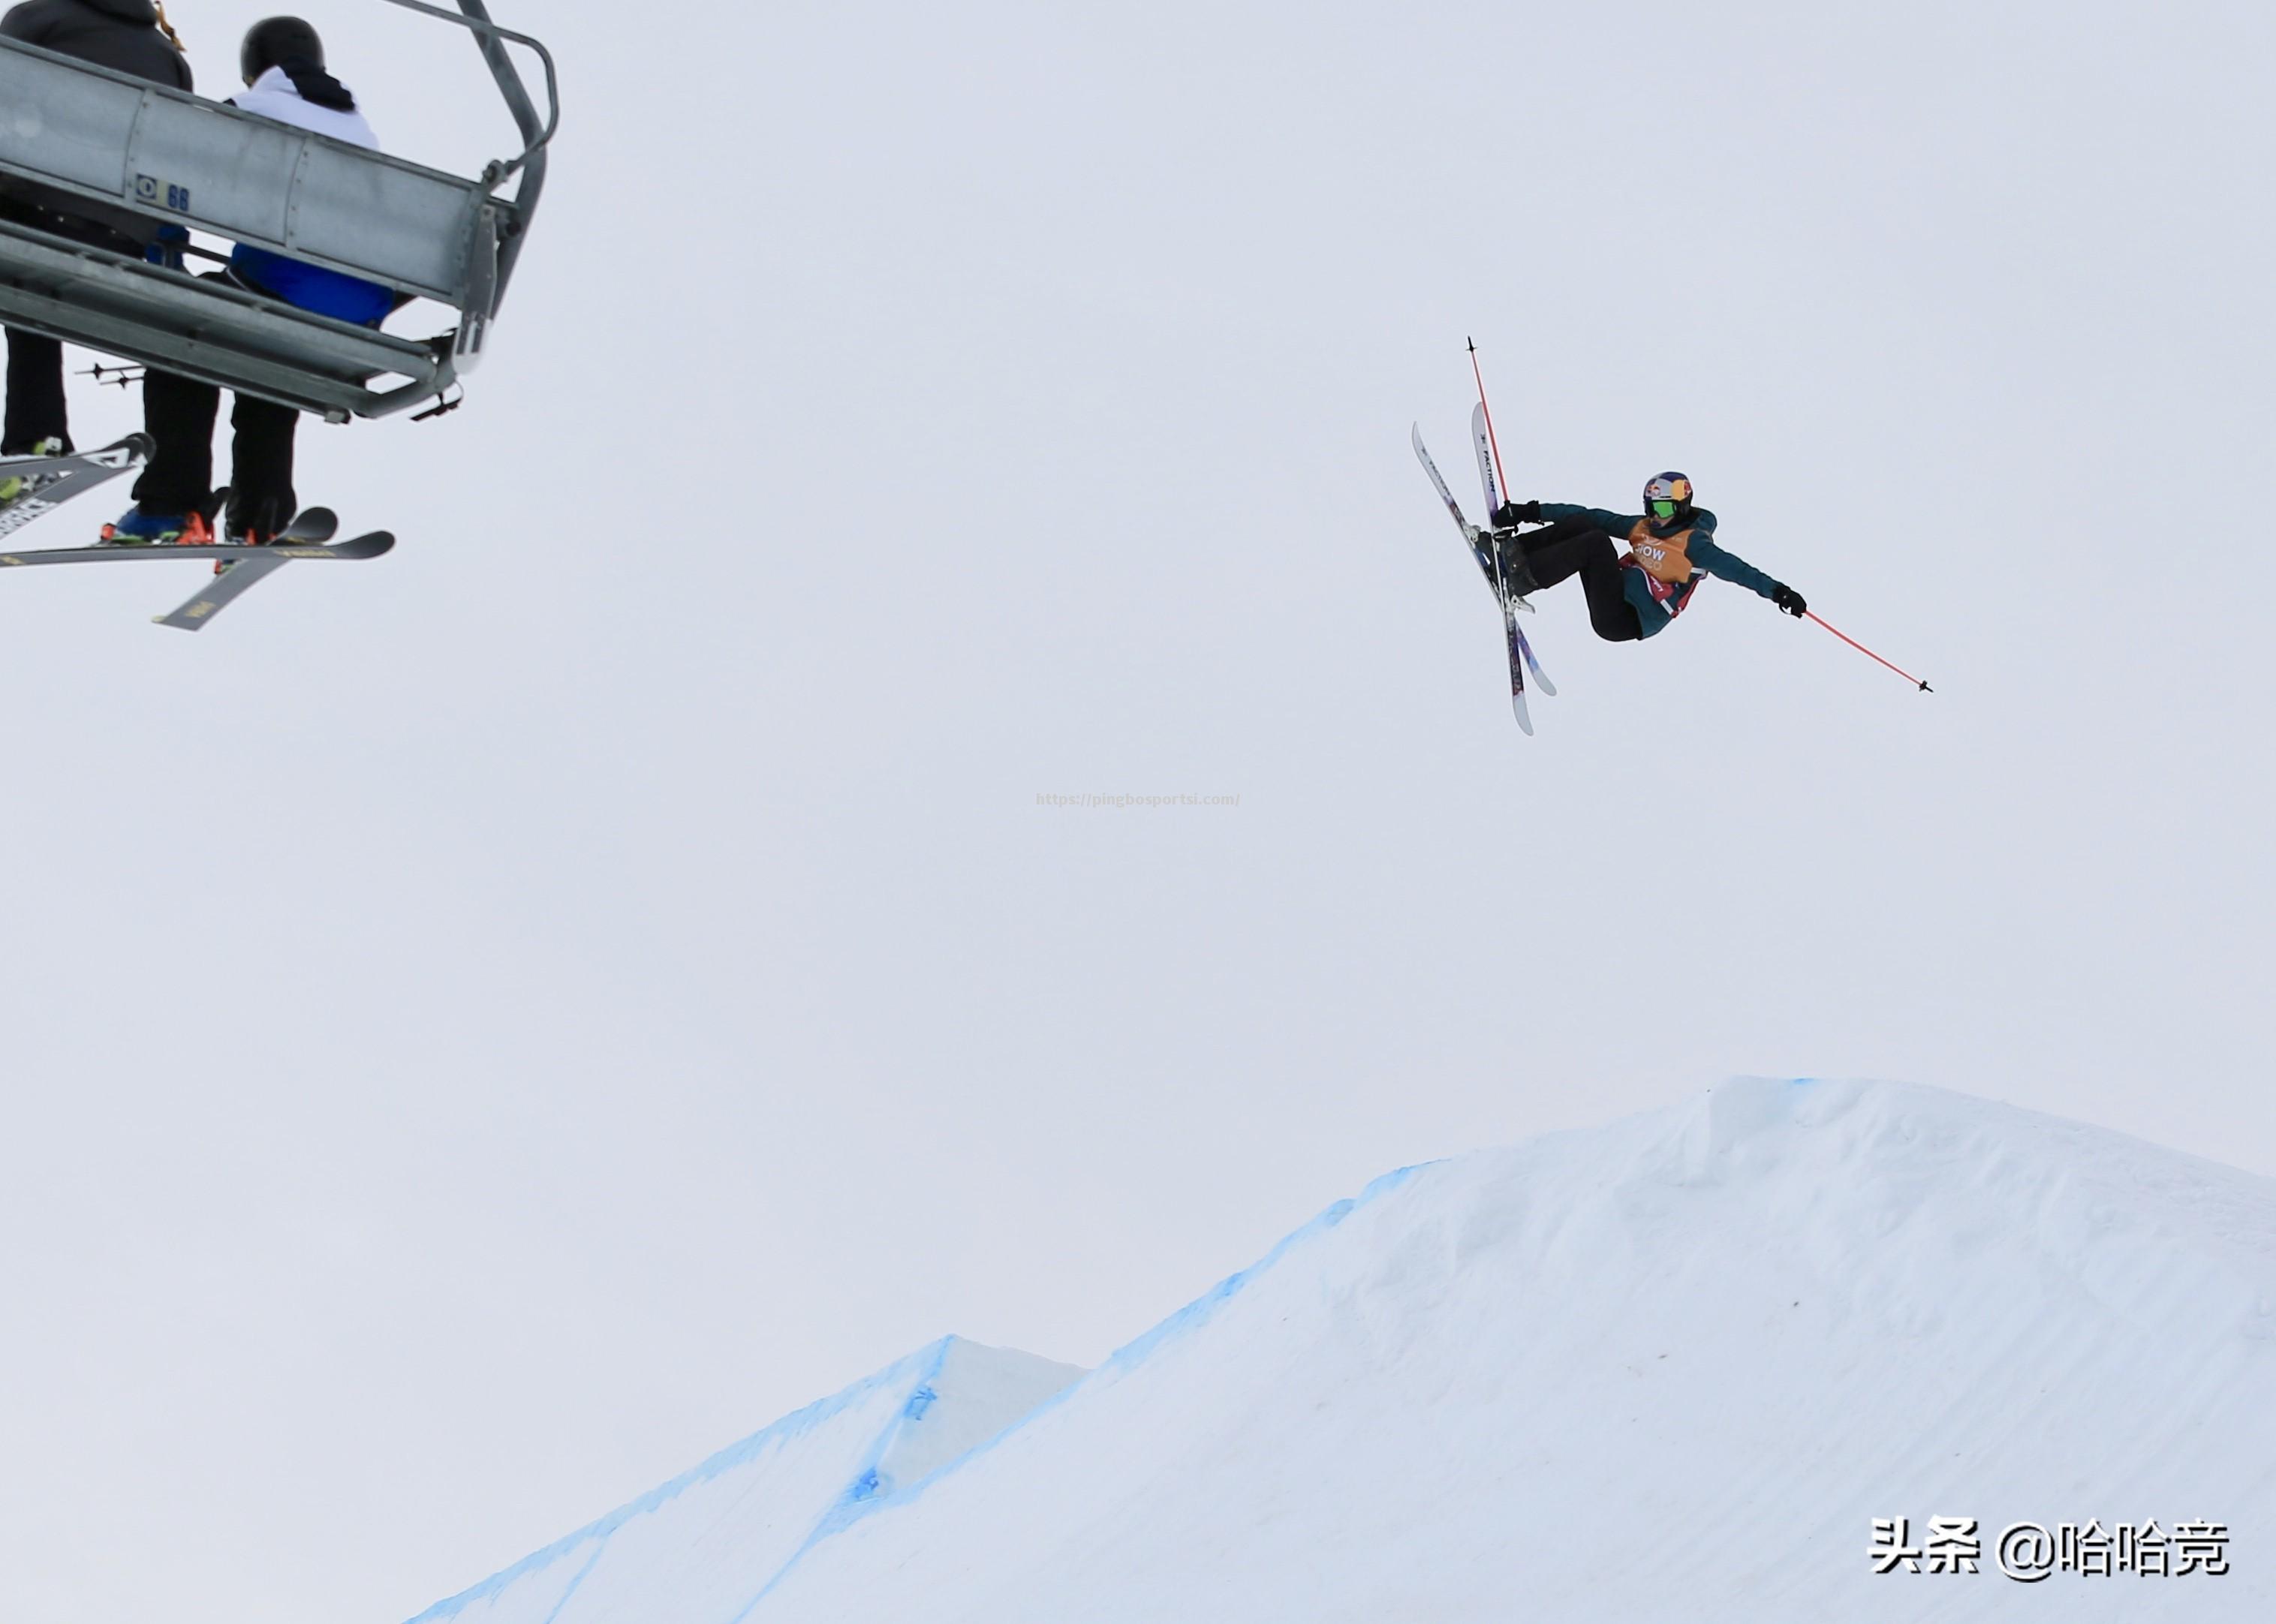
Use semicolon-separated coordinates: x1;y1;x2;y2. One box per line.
0;0;555;424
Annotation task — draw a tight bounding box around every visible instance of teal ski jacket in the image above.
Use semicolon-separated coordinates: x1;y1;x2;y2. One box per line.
1538;504;1784;639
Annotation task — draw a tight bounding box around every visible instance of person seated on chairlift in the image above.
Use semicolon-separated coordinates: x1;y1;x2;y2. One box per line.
0;0;192;474
108;14;394;546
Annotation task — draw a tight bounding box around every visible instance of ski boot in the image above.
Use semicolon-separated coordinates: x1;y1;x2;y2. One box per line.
1489;528;1538;602
218;493;291;571
224;510;286;549
101;506;214;546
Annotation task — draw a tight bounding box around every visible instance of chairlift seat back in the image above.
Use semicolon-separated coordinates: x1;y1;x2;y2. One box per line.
0;15;546;422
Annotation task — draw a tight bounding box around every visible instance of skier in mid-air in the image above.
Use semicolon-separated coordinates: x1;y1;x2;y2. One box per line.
1486;474;1808;642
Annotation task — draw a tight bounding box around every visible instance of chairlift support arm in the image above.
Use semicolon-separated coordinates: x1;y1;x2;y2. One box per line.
378;0;558;304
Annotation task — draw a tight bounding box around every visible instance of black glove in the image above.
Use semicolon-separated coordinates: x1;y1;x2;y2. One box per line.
1772;585;1807;618
1489;499;1542;528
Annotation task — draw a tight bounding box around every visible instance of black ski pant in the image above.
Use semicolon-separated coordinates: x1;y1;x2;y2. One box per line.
132;371;298;539
4;329;70;456
0;207;149;456
1516;517;1645;643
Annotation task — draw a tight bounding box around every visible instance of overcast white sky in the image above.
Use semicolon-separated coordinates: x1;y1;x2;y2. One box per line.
0;2;2269;1620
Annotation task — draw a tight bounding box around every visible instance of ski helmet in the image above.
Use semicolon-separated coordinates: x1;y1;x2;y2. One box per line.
242;16;324;84
1643;471;1694;525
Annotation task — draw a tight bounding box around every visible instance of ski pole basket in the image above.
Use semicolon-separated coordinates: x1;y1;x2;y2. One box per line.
0;0;555;423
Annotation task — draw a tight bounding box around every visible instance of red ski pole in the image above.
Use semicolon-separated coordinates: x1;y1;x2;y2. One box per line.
1467;336;1510;500
1806;611;1933;692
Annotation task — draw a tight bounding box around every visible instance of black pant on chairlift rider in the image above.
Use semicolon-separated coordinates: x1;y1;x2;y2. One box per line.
132;372;300;543
129;266;304;543
0;207;149;457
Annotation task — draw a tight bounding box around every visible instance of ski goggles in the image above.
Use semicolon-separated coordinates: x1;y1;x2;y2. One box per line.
1649;498;1681;519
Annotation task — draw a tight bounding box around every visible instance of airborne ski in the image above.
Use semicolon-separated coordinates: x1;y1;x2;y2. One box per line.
1469;405;1555;700
0;434;152;541
0;522;390;570
1413;423;1533;733
149;510;396;631
0;502;393;629
1471;402;1504;519
152;504;339;633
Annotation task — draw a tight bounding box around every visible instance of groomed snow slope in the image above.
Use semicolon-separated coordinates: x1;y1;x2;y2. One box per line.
412;1079;2276;1622
405;1337;1082;1624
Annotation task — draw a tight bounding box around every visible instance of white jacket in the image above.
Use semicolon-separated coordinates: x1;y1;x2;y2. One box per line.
230;65;379;150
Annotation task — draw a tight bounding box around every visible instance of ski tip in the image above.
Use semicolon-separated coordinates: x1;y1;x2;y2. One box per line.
1531;674;1558;699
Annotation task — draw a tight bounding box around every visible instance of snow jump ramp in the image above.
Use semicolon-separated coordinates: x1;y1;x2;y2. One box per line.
408;1078;2276;1622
